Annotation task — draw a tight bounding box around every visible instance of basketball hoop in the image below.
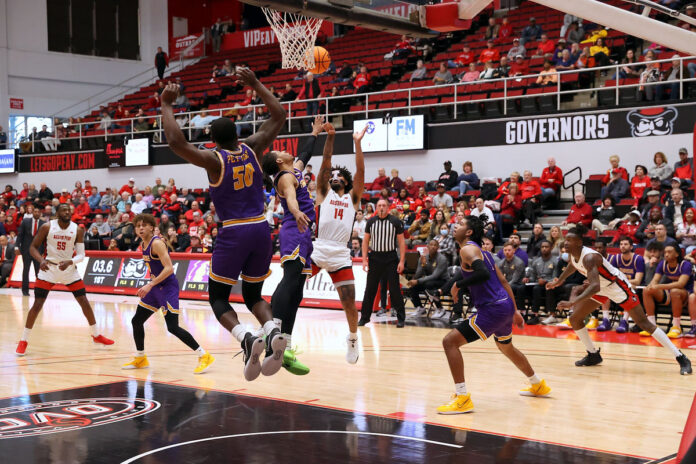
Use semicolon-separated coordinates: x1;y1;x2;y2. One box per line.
262;8;324;70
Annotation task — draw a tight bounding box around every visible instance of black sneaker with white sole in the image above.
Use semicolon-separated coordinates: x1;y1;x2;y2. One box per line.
677;352;692;375
261;329;287;376
242;333;265;381
575;349;602;367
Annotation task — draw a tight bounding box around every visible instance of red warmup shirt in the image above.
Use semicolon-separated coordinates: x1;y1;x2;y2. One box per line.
510;62;529;75
369;175;388;191
540;166;563;190
566;202;593;226
456;51;474;66
536;40;555;55
119;184;134;195
72;203;91;220
520;180;542;200
405;184;419;198
630;176;649;200
353;73;371;88
601;166;629;185
185;209;202;223
615;221;640;243
499;23;513;39
674;161;693;179
479;48;500;63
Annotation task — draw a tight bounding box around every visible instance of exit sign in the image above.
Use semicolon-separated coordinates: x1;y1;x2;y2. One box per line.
9;98;23;110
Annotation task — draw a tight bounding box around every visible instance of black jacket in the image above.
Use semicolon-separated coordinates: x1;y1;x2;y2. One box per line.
0;245;15;266
16;218;46;255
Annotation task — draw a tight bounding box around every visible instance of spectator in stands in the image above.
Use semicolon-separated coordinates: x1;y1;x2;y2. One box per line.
353;210;367;239
534;34;555;58
547;225;563;256
499;16;512;39
510;55;529;78
163;194;182;221
601;168;630;203
97;111;112;131
540;157;562;202
429;210;450;241
404;176;418;198
673;147;693;187
591;196;618;233
554;49;575;71
478;40;500;64
119;178;135;196
479;61;497;79
665;188;690;229
589;37;612;69
641;243;691;339
410;60;428;81
562;192;593;230
134;116;150;135
189;110;216;140
507;38;526;61
58;188;70;204
638;207;674;244
638;50;660;101
630;165;649;204
113;213;138;251
0;235;15;287
601;154;628;185
98;187;116;211
498;182;522;237
484;17;500;41
84;225;103;250
428;161;458;191
155;47;168;80
520;17;542;45
351;66;371;94
407;209;432;247
93;214;111;239
527;223;546;259
297;72;324;116
334;63;353;83
210;19;224;54
397;200;416;228
457;161;479;195
448;45;474;68
458;63;481;82
131;193;147;215
433;63;454;85
390;35;414;60
107;206;120;230
350;238;362;258
566;21;585;44
498;241;526;308
173;224;191;252
574;47;593;88
0;126;6;149
519;170;542;226
534;61;558;86
384;169;403;192
614;49;642;79
649;151;673;186
71;196;91;223
280;83;298;102
367;168;388;196
495;56;511;78
433;223;456;264
551;38;568;63
677;208;696;254
187;235;208;253
560;14;582;39
522;240;557;325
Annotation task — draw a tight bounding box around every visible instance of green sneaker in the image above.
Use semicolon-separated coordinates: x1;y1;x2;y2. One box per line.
282;348;310;375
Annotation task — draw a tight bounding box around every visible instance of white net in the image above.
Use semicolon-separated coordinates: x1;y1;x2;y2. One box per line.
262;8;324;70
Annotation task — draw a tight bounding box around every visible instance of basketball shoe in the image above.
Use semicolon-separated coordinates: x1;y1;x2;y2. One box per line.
15;340;28;356
575;349;602;367
556;318;573;330
667;326;683;339
282;348;310;375
616;319;629;334
677;352;692;375
93;335;114;345
194;352;215;374
242;334;265;381
585;316;599;330
122;356;149;369
261;329;287;376
346;334;359;364
519;379;552;397
437;394;474;414
596;318;612;332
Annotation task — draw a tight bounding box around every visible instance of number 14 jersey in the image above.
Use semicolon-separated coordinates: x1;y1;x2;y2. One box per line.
317;189;355;244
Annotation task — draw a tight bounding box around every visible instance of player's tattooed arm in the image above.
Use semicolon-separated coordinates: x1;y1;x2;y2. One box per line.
30;224;51;270
351;125;368;208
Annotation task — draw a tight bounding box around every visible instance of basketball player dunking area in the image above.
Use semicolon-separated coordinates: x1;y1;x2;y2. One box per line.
121;214;215;374
261;117;324;375
547;225;692;375
438;215;551;414
310;122;367;364
16;204;114;356
161;68;287;381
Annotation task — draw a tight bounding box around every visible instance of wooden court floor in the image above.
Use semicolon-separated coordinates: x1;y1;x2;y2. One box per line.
0;289;694;461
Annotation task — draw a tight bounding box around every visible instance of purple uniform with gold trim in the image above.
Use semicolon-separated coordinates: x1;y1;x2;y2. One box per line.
457;241;516;342
274;168;316;275
140;236;180;314
208;143;273;285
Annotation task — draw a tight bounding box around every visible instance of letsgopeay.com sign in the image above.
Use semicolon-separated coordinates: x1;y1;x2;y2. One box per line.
505;114;610;144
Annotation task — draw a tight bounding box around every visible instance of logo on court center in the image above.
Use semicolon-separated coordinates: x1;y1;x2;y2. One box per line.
626;106;677;137
0;398;160;439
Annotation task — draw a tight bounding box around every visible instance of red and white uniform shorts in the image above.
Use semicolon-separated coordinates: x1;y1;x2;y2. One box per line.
311;239;355;288
590;281;640;311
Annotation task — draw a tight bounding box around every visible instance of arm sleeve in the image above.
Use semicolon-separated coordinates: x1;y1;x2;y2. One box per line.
296;135;317;167
72;243;85;264
454;259;490;288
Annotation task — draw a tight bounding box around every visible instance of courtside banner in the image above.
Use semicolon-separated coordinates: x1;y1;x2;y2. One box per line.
8;252;366;310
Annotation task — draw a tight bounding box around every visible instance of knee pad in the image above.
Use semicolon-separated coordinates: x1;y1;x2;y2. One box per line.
208;279;232;321
242;280;264;312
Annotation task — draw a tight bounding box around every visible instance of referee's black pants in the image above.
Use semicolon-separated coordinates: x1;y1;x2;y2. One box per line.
360;251;405;323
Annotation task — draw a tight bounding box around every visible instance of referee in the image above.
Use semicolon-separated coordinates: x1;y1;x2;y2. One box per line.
358;199;406;328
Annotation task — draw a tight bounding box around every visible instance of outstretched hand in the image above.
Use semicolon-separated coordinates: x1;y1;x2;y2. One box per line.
235;67;258;87
160;84;179;106
311;116;325;135
353;124;368;142
323;122;336;135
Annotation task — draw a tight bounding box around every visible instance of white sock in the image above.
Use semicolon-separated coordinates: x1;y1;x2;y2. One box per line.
455;382;467;395
21;328;31;342
195;346;205;355
136;350;145;357
348;331;358;341
273;318;282;330
673;317;681;329
623;312;630;321
89;324;99;337
651;327;682;357
648;315;656;324
575;327;598;353
263;320;277;336
286;334;292;347
528;374;541;385
602;309;610;320
230;324;248;343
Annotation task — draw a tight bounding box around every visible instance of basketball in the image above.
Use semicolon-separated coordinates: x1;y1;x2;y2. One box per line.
309;46;331;74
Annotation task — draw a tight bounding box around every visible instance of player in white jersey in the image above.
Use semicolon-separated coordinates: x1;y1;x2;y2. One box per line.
547;225;691;375
15;204;114;356
310;122;367;364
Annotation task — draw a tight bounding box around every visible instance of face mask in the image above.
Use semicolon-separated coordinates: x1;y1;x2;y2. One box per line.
561;252;569;262
440;230;448;236
403;204;410;210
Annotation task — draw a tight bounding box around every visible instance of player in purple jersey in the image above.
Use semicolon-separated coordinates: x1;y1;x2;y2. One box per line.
122;214;214;374
437;215;551;415
604;236;645;333
261;117;327;375
161;68;287;382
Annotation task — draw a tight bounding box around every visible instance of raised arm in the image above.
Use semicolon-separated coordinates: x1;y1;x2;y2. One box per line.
277;174;310;233
160;84;220;178
239;67;287;156
294;117;323;172
351;125;368;207
315;120;335;204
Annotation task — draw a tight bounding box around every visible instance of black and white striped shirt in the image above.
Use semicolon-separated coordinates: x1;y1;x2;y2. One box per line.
365;214;404;253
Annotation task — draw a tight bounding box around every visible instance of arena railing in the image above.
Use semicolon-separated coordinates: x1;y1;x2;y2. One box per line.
12;55;696;153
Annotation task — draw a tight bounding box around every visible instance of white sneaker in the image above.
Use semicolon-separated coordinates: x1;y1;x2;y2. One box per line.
541;315;558;325
412;307;427;317
433;308;446;319
346;335;359;364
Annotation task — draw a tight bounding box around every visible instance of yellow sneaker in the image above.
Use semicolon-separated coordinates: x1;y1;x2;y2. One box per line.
667;326;683;339
436;393;474;415
639;330;651;337
519;379;551;397
122;355;149;370
585;316;599;330
194;352;215;374
556;318;573;330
